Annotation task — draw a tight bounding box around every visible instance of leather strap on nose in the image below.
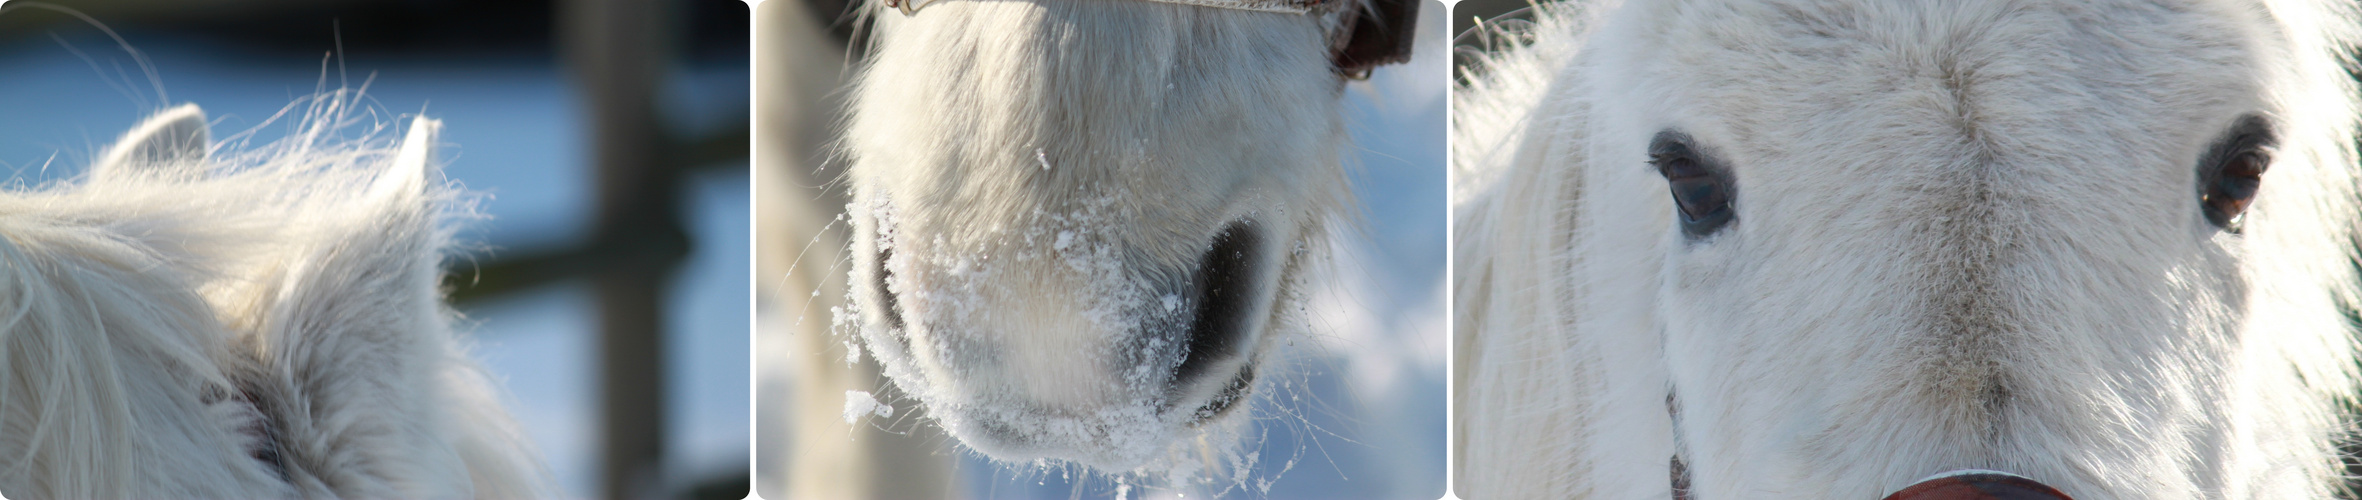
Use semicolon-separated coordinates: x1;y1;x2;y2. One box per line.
875;0;1418;78
1882;470;2072;500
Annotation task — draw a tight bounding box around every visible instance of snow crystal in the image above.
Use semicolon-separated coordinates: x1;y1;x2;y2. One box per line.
1036;147;1052;170
843;390;892;424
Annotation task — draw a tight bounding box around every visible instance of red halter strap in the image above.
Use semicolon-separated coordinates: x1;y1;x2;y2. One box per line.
1883;470;2074;500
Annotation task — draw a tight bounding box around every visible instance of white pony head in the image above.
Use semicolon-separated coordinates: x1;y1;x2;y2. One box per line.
0;100;548;499
835;0;1405;472
1456;0;2362;498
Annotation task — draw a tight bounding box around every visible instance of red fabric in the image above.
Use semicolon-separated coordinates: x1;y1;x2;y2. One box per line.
1882;473;2073;500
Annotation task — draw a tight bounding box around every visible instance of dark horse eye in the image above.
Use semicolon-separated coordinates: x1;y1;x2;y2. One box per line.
2198;115;2275;232
1649;130;1736;239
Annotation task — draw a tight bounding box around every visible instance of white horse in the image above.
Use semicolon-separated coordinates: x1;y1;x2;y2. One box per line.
833;0;1416;480
1454;0;2362;498
0;99;549;499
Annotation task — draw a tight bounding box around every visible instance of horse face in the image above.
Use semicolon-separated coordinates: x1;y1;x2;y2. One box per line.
1589;1;2353;496
840;0;1346;470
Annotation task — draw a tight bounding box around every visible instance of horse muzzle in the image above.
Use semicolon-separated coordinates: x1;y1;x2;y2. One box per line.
1882;470;2073;500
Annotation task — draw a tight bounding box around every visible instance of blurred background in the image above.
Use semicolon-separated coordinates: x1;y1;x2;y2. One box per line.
1450;0;1526;83
0;1;749;499
757;0;1446;498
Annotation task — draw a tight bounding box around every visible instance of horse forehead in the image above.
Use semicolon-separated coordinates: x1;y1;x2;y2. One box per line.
1637;0;2262;168
1652;0;2256;53
1628;0;2270;321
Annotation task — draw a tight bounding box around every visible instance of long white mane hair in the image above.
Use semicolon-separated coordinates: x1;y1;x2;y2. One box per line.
1455;0;2362;497
0;97;549;499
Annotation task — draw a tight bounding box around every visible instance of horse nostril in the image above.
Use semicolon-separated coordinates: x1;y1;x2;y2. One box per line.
1172;220;1262;392
874;245;905;331
1188;365;1255;424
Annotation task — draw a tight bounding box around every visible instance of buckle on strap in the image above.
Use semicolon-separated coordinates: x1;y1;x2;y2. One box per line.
1329;0;1418;79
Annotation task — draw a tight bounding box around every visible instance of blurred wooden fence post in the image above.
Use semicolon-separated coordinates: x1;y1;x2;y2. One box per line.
562;0;687;498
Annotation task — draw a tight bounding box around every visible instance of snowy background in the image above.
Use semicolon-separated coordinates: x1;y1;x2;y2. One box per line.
0;6;749;498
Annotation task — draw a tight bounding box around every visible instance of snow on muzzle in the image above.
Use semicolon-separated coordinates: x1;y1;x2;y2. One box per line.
854;205;1278;470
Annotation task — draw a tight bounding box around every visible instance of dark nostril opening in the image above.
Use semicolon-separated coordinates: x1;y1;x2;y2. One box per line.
1172;220;1262;391
874;245;905;331
1189;365;1255;424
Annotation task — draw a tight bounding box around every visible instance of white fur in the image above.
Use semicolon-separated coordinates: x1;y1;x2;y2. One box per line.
1455;0;2362;498
0;98;550;499
838;0;1357;475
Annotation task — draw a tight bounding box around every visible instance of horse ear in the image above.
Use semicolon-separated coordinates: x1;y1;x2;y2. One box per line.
251;114;544;497
372;116;438;202
98;104;209;176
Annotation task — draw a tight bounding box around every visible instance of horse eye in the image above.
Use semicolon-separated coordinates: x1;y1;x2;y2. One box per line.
2198;115;2275;232
1650;130;1737;239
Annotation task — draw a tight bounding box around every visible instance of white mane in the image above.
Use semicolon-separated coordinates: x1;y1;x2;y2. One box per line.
1455;0;2362;497
0;98;549;499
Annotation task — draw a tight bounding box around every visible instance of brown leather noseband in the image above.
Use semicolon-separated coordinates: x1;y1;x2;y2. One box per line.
876;0;1419;78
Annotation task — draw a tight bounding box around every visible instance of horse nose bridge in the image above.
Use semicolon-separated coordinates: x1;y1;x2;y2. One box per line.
1852;162;2184;457
1896;170;2039;434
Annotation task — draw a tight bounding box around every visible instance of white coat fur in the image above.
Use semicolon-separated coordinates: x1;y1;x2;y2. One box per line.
0;99;549;499
1454;0;2362;498
838;0;1357;475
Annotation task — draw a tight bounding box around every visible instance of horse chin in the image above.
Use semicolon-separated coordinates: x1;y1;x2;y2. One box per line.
930;398;1185;471
926;361;1259;471
879;295;1271;470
